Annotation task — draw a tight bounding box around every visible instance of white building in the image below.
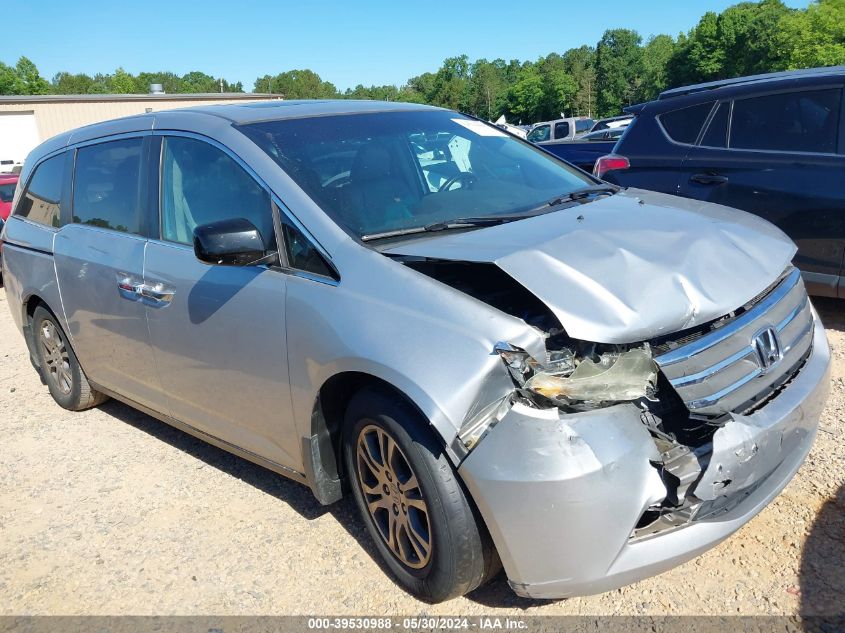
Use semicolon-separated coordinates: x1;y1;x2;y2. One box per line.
0;92;278;169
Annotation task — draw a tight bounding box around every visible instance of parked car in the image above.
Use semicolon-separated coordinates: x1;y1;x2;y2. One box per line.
585;114;634;135
596;66;845;298
1;101;830;602
0;174;19;221
526;116;594;143
537;128;624;171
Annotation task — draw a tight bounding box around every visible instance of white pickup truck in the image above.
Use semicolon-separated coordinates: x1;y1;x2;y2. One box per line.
526;116;594;143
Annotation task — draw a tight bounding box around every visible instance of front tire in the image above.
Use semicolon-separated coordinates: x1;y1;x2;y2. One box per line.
343;387;498;602
31;306;107;411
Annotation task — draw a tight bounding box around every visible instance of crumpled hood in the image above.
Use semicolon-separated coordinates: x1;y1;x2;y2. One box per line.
384;188;796;343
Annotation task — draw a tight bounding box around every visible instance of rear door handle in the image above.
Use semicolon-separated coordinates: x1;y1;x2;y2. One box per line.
690;172;728;185
139;283;175;307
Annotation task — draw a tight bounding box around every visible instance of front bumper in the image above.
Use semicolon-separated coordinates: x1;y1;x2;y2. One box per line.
459;314;830;599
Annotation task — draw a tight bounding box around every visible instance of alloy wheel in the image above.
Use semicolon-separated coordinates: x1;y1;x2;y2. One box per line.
40;319;72;395
356;424;433;569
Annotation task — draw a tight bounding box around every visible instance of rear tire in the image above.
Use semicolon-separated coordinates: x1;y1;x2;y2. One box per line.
31;306;107;411
343;387;498;602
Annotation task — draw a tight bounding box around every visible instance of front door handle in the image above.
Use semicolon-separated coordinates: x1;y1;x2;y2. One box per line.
690;172;728;185
139;283;175;306
117;275;142;300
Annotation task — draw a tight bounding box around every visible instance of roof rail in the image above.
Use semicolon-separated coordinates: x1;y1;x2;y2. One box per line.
658;65;845;100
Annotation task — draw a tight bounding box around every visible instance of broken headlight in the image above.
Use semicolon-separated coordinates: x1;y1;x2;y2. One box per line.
495;342;658;408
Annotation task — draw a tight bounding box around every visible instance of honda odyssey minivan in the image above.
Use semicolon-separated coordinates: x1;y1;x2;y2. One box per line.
1;101;830;602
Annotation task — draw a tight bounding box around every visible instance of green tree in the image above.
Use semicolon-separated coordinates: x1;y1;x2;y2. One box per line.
254;69;337;98
52;72;98;94
505;64;544;122
639;35;675;101
469;58;506;119
4;57;51;94
595;29;643;116
538;54;577;120
562;46;596;117
429;55;471;110
777;0;845;69
109;67;138;93
0;62;22;94
181;71;219;93
137;71;184;93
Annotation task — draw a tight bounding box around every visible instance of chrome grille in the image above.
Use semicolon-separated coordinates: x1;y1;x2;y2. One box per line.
655;268;813;416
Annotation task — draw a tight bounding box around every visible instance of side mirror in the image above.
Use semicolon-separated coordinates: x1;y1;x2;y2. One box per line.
193;218;273;266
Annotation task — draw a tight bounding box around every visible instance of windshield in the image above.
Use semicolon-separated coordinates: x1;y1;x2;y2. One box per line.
239;110;593;239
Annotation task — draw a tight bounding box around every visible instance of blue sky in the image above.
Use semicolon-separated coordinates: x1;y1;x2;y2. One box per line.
2;0;810;92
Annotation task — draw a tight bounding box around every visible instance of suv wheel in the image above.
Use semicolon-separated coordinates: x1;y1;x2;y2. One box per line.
32;306;107;411
343;387;499;602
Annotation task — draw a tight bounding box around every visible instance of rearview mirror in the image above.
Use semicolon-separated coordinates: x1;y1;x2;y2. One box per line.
193;218;274;266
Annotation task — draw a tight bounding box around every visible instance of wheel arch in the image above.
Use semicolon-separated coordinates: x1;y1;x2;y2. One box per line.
22;293;54;371
304;371;458;506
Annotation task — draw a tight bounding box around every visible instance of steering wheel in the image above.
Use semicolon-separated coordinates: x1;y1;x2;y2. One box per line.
437;171;476;193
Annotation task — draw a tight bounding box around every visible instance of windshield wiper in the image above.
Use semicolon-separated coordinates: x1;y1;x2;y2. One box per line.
362;214;533;242
543;184;620;208
360;186;620;242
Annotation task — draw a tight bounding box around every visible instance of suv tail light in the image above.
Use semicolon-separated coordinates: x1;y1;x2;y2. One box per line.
594;154;630;179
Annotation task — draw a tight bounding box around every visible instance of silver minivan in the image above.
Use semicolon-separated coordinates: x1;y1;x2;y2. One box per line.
1;101;830;602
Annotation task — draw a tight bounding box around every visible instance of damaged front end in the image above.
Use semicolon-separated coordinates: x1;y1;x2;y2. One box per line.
459;266;822;544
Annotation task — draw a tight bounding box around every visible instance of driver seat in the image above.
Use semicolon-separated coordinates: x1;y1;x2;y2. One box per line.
341;143;414;233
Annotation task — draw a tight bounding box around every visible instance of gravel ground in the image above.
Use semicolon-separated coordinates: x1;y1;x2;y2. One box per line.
0;289;842;616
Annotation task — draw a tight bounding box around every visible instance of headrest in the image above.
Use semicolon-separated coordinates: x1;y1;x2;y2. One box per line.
351;144;392;182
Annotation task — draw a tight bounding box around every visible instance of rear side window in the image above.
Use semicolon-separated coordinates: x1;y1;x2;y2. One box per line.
554;121;570;138
160;136;275;250
575;119;593;134
659;103;713;145
730;89;841;153
73;138;144;234
16;154;64;227
701;102;729;148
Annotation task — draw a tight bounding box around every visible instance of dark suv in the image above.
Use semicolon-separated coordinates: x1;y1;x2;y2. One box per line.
597;66;845;298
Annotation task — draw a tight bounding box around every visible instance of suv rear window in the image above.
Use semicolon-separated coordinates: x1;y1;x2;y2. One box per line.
659;103;713;145
730;89;841;153
72;138;143;234
16;154;64;228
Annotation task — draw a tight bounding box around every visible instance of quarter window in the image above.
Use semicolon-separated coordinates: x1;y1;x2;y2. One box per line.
659;103;713;145
280;214;335;278
16;154;64;227
730;89;841;153
73;138;144;234
160;136;275;250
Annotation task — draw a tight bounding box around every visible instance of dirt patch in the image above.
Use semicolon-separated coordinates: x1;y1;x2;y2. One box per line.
0;290;842;615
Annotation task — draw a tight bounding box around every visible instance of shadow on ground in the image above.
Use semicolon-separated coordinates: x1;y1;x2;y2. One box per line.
800;482;845;617
96;397;539;607
814;297;845;333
